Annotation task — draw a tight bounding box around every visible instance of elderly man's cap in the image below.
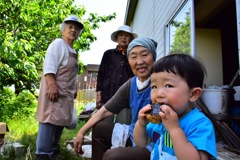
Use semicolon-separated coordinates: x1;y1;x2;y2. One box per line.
63;15;84;30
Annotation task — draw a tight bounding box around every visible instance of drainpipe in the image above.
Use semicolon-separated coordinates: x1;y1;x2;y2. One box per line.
236;0;240;74
191;0;196;58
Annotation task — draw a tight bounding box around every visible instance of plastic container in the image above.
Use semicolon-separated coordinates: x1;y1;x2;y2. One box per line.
201;89;229;114
233;86;240;101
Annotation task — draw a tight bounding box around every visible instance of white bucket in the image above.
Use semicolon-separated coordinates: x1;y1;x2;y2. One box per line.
233;86;240;101
201;89;229;114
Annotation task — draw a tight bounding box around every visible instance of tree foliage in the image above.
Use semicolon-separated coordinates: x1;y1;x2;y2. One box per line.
0;0;116;94
170;10;191;54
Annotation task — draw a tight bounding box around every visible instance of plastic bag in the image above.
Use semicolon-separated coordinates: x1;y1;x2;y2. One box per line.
66;106;78;130
84;102;95;111
111;123;129;148
81;145;92;158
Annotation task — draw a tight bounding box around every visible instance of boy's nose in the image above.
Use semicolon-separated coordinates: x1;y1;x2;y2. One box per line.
156;88;165;98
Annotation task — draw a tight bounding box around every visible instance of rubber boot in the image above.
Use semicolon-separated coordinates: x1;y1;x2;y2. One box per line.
35;154;51;160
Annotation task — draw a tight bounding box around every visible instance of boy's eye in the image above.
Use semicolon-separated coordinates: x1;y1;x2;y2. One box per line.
165;84;172;88
151;85;157;89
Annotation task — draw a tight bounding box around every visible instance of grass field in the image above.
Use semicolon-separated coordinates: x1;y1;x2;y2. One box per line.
0;101;92;160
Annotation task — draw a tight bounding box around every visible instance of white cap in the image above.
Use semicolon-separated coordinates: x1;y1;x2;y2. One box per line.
111;25;138;42
63;15;84;29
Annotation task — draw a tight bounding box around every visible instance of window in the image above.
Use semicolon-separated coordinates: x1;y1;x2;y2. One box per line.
165;0;195;57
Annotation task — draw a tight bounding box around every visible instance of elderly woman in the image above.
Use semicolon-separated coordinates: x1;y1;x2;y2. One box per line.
35;15;84;160
96;25;137;110
74;37;157;160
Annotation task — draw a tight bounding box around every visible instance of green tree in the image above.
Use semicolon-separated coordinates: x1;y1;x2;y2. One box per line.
0;0;116;95
170;10;191;54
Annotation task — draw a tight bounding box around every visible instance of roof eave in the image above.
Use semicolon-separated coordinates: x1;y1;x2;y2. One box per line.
124;0;138;25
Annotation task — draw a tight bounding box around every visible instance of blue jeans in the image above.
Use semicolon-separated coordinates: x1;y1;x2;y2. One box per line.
36;122;64;158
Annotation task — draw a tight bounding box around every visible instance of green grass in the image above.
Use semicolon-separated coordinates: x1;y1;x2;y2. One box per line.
0;101;92;160
1;118;89;160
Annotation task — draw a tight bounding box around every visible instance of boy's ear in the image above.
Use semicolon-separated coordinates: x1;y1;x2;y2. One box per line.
189;87;202;102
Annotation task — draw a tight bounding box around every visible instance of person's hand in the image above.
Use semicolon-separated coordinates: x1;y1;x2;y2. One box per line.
96;92;102;109
96;101;102;109
48;83;59;101
159;105;180;132
138;104;151;127
74;132;84;155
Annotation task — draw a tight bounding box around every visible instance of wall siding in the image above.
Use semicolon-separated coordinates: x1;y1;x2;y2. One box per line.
130;0;183;60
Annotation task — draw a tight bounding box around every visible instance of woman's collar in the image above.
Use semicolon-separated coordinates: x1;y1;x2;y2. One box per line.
136;77;151;90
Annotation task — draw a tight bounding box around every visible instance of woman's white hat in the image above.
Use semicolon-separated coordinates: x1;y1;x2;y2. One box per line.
63;15;84;29
111;25;138;42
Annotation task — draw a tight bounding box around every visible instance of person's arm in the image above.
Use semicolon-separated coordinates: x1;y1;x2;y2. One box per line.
74;78;131;155
169;127;209;160
160;105;209;160
43;39;65;75
96;91;101;109
45;73;58;101
134;104;152;147
104;78;131;113
74;106;113;155
95;50;109;108
43;39;66;101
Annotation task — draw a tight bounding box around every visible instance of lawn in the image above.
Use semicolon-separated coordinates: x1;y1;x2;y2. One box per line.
0;100;92;160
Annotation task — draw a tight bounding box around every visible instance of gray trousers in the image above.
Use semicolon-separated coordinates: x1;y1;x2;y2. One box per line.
92;120;151;160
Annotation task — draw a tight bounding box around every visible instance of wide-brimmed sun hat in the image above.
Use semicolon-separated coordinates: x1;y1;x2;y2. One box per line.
63;14;84;30
111;25;138;42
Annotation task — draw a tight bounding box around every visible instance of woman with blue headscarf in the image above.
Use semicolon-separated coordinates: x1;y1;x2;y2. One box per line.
74;37;157;160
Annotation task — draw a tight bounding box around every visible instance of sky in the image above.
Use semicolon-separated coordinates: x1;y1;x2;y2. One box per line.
74;0;128;65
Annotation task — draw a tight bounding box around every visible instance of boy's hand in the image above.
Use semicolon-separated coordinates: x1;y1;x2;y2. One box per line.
160;105;180;131
138;104;152;126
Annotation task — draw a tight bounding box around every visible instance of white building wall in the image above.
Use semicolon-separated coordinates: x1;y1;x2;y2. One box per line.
130;0;183;59
196;29;223;86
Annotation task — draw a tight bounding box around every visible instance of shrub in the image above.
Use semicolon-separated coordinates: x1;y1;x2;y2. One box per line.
12;90;37;120
0;88;37;122
0;87;16;122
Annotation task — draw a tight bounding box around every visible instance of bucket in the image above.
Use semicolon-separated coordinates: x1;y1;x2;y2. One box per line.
201;89;229;114
233;86;240;101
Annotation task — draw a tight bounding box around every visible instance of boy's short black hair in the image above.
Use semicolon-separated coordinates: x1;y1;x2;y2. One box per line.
152;53;206;89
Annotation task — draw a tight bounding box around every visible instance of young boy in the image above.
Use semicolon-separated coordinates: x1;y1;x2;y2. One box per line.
134;54;217;160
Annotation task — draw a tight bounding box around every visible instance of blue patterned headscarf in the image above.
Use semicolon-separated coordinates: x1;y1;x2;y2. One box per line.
127;37;157;60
